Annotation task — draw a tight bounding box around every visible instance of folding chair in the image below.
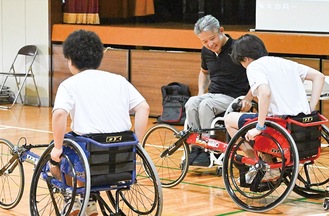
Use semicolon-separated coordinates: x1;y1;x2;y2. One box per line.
0;45;41;109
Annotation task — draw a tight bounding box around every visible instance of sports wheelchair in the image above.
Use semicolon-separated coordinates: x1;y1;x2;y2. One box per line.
0;131;163;215
183;97;258;172
142;109;329;212
142;97;257;187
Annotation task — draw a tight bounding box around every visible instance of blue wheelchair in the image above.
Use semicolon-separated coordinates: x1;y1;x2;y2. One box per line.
0;131;163;215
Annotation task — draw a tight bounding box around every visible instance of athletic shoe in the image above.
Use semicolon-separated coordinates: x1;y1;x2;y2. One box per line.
244;167;280;184
261;168;281;182
245;166;258;184
67;198;98;216
65;198;81;216
192;152;210;166
86;200;98;216
188;145;202;165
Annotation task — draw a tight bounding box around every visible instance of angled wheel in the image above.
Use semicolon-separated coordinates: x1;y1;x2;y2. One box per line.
293;124;329;198
222;120;299;212
0;138;24;209
106;144;163;215
30;139;90;216
321;124;329;148
141;124;190;188
324;198;329;210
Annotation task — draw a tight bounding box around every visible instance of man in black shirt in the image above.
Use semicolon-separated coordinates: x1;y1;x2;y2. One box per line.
185;15;253;165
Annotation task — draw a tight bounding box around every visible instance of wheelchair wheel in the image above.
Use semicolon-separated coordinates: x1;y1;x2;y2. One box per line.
106;144;163;216
222;121;299;212
0;138;24;209
293;124;329;198
30;139;91;216
141;124;190;188
321;124;329;148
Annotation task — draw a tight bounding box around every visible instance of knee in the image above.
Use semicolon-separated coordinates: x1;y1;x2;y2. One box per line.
185;96;199;111
224;112;240;128
224;113;233;127
224;112;239;137
198;100;214;113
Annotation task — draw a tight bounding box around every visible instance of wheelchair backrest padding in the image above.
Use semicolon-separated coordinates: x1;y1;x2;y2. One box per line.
64;131;138;187
286;112;321;160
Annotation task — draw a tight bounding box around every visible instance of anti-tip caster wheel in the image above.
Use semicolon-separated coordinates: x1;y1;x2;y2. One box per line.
216;166;222;177
323;199;329;210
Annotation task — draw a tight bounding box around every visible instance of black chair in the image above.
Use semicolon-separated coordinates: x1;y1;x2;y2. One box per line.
0;45;41;109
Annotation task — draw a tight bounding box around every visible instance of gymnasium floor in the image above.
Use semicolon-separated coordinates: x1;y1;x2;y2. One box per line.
0;105;328;216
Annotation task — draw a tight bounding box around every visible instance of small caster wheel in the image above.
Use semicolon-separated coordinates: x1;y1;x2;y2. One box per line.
323;199;329;210
216;167;222;177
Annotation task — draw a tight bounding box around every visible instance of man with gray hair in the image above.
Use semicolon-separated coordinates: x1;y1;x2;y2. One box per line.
185;15;253;166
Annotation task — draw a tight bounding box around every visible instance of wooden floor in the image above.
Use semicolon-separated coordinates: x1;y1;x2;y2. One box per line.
0;105;329;216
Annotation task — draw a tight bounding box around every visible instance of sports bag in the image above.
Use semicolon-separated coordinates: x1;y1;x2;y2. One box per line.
157;82;191;125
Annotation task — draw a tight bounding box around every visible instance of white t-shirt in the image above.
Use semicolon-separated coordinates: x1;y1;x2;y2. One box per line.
53;70;146;135
247;56;310;116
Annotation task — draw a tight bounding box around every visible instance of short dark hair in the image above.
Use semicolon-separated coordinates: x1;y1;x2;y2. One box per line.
63;29;104;70
230;34;268;65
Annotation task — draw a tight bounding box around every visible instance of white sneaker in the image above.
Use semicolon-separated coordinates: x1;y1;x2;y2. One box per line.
262;168;280;182
245;166;257;184
67;198;98;216
244;167;280;184
66;198;81;216
86;200;98;216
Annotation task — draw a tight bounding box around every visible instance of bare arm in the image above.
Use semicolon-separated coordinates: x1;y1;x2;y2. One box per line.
198;68;210;95
51;108;69;162
240;89;254;112
245;84;271;140
255;84;271;128
131;101;150;142
305;68;325;111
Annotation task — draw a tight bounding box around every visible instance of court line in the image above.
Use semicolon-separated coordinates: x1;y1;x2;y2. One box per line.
0;124;52;134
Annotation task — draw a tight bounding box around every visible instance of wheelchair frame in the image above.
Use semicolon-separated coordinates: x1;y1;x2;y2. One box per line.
0;132;163;216
142;112;329;212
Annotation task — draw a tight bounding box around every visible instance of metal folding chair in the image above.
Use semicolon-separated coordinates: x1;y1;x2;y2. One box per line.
0;45;41;109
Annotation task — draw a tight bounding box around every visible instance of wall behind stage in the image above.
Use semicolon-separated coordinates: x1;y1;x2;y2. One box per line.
256;0;329;33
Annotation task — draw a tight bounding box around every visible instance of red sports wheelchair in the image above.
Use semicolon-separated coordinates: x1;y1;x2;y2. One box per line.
142;110;329;212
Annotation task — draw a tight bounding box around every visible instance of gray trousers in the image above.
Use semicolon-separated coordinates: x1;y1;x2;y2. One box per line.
185;93;234;129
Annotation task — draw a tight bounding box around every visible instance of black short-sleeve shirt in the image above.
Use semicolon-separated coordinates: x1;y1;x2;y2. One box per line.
201;35;249;98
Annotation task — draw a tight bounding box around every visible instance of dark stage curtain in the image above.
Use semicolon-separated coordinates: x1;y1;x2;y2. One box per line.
63;0;155;24
63;0;100;24
99;0;155;19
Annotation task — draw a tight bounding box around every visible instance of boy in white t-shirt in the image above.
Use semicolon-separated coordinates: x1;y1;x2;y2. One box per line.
224;34;324;184
225;34;324;141
50;30;150;216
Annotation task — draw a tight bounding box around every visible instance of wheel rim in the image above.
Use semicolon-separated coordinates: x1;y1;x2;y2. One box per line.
142;124;189;188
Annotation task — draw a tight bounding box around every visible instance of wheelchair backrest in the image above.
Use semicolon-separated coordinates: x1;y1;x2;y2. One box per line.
249;111;327;160
286;111;324;160
64;131;138;188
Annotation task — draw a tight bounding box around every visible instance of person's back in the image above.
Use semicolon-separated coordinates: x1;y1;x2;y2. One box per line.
247;56;310;116
226;33;324;141
56;70;143;134
50;29;150;216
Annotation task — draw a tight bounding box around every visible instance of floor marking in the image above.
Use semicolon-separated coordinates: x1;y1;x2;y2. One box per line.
0;124;52;134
